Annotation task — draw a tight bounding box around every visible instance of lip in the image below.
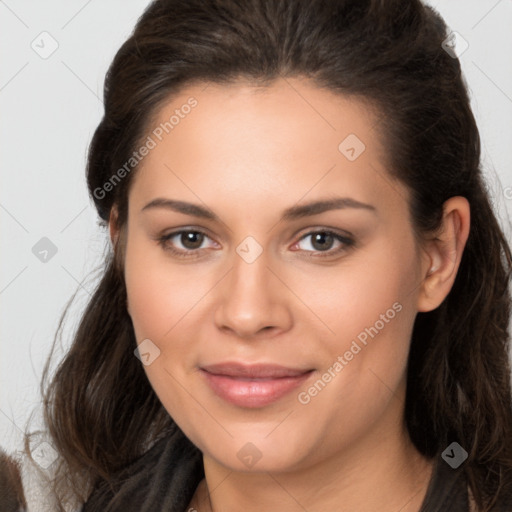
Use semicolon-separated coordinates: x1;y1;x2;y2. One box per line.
200;362;314;408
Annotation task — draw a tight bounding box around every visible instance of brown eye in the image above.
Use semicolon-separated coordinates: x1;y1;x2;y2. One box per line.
310;232;335;251
179;231;205;250
157;229;217;258
294;230;355;258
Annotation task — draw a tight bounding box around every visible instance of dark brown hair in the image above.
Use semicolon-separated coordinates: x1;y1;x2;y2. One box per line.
36;0;512;509
0;450;26;512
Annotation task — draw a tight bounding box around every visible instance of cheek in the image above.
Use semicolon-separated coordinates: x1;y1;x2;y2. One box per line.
124;231;205;341
298;234;420;403
123;231;219;407
121;221;422;466
295;232;419;350
123;236;202;413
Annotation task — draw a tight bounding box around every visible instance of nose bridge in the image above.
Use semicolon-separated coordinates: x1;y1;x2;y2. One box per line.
228;238;273;308
214;236;290;336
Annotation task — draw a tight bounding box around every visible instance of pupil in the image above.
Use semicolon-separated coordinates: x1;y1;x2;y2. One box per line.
313;233;333;251
183;232;203;249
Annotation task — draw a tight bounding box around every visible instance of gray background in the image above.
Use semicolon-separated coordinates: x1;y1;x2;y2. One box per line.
1;0;511;453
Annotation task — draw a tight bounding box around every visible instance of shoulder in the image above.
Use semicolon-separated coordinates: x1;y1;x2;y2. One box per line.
422;453;512;512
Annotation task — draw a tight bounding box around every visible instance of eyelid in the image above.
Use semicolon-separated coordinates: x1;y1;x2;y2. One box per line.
294;226;354;242
291;228;355;257
157;227;217;257
156;226;355;259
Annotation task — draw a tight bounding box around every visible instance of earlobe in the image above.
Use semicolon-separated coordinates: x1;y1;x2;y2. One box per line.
417;196;471;313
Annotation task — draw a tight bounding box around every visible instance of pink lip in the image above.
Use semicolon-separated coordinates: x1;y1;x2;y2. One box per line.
200;363;314;408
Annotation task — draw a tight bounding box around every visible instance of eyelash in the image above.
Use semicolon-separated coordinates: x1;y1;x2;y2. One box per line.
156;228;355;260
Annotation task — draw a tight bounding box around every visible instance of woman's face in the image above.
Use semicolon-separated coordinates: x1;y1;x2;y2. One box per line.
122;78;431;473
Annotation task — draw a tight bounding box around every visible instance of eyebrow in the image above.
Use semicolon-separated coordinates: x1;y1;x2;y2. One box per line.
141;197;376;222
141;197;377;221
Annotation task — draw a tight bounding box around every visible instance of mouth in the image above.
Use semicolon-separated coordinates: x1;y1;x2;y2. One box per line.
199;362;315;408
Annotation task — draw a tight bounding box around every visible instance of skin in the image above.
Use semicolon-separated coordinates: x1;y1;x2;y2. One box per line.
110;78;470;512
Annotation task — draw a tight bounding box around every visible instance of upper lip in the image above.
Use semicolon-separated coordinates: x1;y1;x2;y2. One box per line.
201;362;313;379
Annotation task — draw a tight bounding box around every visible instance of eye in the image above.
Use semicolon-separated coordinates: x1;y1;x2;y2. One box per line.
157;229;218;258
157;228;355;260
292;230;355;258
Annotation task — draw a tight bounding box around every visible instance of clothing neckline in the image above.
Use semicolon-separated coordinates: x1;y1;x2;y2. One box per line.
418;453;469;512
83;432;471;512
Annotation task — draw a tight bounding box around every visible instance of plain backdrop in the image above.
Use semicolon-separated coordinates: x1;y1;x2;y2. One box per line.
1;0;511;453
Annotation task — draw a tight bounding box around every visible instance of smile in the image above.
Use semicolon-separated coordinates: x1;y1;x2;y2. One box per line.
199;363;314;408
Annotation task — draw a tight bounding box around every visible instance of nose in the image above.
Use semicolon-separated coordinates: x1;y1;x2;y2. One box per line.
213;245;293;340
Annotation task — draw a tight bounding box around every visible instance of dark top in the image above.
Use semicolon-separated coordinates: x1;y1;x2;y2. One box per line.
82;429;510;511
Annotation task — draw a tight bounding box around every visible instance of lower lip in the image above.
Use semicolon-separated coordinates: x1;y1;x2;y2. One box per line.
200;369;313;408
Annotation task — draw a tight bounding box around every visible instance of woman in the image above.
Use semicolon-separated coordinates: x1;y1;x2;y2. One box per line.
24;0;512;510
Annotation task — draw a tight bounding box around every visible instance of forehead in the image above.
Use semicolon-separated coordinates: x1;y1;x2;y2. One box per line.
129;78;407;220
144;77;381;158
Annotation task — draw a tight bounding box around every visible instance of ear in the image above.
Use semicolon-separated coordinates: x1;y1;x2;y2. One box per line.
417;196;471;313
109;206;120;248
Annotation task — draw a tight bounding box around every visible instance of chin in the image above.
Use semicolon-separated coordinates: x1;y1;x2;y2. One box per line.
194;427;316;474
